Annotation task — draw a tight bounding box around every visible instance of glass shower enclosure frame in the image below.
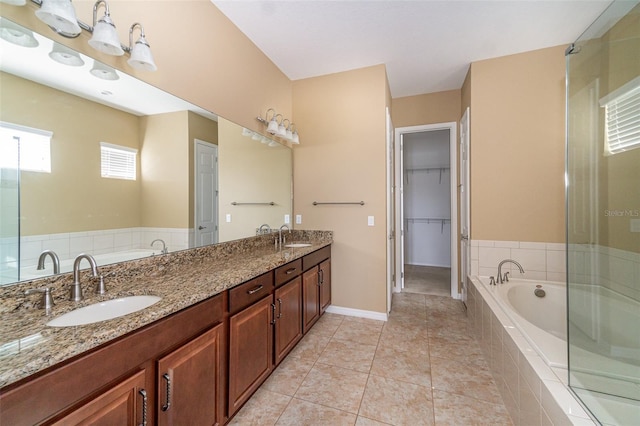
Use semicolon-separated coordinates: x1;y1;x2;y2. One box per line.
566;1;640;424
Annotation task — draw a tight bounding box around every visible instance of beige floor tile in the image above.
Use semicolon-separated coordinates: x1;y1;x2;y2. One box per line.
432;389;513;425
370;345;431;387
359;375;434;426
276;398;357;426
294;363;369;414
355;416;394;425
309;313;345;337
333;319;383;346
317;338;377;373
228;388;292;426
428;331;484;362
378;326;430;355
288;330;331;361
262;356;315;396
430;355;504;405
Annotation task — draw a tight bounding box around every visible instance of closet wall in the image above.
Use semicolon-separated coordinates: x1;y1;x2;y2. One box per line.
403;130;451;267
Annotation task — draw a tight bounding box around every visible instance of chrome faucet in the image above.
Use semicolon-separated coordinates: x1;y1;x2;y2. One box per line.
258;224;271;235
278;224;291;249
497;259;525;284
151;239;168;255
71;254;99;301
37;250;60;274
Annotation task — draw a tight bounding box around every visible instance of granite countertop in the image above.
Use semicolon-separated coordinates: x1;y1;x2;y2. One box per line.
0;230;332;388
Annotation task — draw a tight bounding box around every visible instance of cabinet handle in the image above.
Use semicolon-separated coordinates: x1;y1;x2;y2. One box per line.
277;298;282;318
247;284;263;295
138;389;147;426
285;267;297;275
320;269;324;285
161;373;171;412
271;303;277;325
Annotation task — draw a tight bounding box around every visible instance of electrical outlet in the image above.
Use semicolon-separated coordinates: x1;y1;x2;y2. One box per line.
368;216;374;226
296;214;302;224
284;214;290;224
226;214;231;223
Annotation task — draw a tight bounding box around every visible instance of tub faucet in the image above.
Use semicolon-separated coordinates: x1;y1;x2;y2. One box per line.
71;254;99;301
258;224;271;235
278;224;291;249
37;250;60;275
497;259;525;284
151;239;168;255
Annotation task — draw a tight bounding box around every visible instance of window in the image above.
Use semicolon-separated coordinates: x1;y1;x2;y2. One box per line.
100;142;137;180
600;77;640;155
0;122;52;173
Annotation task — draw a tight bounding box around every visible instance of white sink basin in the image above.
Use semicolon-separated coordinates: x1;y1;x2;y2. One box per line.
284;243;312;248
47;295;162;327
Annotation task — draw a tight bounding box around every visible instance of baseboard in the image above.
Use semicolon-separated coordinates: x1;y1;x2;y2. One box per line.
324;305;388;321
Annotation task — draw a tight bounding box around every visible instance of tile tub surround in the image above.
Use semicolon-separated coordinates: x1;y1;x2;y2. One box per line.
0;230;332;388
467;276;596;425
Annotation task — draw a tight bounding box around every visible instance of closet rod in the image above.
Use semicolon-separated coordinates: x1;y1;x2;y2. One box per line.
313;201;365;206
231;202;275;206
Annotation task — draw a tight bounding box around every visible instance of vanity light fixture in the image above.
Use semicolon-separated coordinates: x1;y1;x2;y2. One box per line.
90;60;118;80
49;42;84;66
126;23;156;71
251;132;262;141
0;18;39;47
35;0;82;38
279;118;289;138
257;108;300;145
88;0;124;56
290;124;300;144
241;128;253;137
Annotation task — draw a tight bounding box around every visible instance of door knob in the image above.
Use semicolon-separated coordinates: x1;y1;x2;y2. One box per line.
198;226;207;230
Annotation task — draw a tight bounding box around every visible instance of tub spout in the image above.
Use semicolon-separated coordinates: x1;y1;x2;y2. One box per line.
497;259;524;284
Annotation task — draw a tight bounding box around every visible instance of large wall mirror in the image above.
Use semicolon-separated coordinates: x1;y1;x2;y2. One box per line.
0;17;292;286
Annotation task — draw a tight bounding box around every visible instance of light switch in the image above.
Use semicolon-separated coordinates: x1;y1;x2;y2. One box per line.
225;214;231;223
368;216;374;226
284;214;290;224
296;214;302;224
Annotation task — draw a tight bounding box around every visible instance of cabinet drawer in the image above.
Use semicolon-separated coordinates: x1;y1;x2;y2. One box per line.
302;245;331;271
229;272;274;314
275;259;302;287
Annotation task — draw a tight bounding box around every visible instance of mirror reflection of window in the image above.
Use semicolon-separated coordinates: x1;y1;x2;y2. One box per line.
100;142;137;180
0;122;52;173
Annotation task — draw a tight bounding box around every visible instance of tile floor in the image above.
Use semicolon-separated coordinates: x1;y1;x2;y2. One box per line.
403;265;451;297
229;292;512;425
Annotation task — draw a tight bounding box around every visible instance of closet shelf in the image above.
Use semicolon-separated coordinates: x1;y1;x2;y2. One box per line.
405;167;450;184
405;217;451;233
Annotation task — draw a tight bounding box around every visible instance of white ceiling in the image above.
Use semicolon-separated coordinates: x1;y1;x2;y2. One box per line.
213;0;613;98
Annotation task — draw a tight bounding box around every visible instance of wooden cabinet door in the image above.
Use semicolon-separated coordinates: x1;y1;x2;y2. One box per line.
157;324;224;426
52;369;147;426
228;295;274;416
274;277;303;365
302;267;320;333
319;258;331;314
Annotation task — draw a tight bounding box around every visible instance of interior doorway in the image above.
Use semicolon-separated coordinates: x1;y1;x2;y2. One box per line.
194;139;219;247
394;123;458;298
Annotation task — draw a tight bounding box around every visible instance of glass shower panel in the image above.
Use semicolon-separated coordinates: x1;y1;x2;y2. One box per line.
0;134;20;285
566;1;640;424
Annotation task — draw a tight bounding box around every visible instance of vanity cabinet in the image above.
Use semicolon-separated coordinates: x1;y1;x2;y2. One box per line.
319;258;331;314
157;324;224;426
302;267;321;333
301;245;332;333
274;277;303;365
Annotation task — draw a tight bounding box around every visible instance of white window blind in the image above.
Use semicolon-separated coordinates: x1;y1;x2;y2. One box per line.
600;77;640;155
100;142;137;180
0;122;52;173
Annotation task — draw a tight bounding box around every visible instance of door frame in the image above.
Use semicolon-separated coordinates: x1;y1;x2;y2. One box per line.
194;138;219;247
393;122;459;298
385;107;394;314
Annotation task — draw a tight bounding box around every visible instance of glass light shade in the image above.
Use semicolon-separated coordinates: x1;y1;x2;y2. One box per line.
285;128;293;140
241;128;252;137
49;42;84;66
127;35;157;71
260;137;270;144
89;16;124;56
268;141;279;147
0;20;38;47
35;0;81;37
277;123;287;137
266;118;279;135
291;131;300;144
90;60;119;80
251;132;262;141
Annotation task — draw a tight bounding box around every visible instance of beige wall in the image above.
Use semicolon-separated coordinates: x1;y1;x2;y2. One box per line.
293;65;388;314
469;46;567;243
391;90;462;128
218;118;292;242
139;111;190;228
1;72;142;235
1;0;292;133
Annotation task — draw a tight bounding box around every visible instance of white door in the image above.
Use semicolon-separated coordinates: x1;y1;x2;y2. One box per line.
195;140;218;247
386;108;395;313
459;108;471;303
397;134;405;291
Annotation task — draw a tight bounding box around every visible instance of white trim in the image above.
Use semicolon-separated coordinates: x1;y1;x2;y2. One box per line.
0;121;53;138
324;305;388;321
393;122;459;299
